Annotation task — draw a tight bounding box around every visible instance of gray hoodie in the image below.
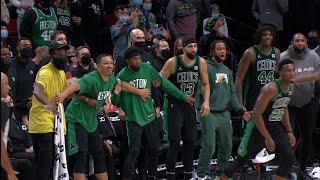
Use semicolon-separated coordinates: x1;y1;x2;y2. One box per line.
280;45;320;107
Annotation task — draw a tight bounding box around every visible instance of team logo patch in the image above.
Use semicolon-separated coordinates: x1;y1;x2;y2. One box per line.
215;73;228;83
30;70;34;74
257;54;261;58
271;54;275;58
178;66;182;71
194;66;198;70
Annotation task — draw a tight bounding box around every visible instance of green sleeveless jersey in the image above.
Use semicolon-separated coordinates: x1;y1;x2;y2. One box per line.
168;55;200;101
31;7;58;46
243;45;277;110
263;79;293;123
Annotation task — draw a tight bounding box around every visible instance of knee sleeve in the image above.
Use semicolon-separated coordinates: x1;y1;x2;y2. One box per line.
73;151;87;173
92;150;107;174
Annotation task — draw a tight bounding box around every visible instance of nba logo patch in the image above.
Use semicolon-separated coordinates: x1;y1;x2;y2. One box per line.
194;66;198;70
271;54;275;58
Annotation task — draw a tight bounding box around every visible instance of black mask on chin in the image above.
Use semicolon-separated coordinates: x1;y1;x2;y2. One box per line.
81;54;91;65
52;57;67;70
20;47;32;59
177;49;183;56
129;65;140;72
134;41;147;50
308;37;319;49
160;49;172;60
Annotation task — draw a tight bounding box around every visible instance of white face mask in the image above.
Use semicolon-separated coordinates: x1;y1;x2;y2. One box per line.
119;15;129;23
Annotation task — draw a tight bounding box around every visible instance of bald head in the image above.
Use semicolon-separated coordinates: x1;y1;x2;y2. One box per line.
1;72;11;98
129;29;146;47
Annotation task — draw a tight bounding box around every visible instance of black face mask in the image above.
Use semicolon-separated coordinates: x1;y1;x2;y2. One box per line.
81;54;91;65
160;49;172;60
20;47;32;59
52;57;67;70
177;49;183;56
134;41;147;50
186;53;196;60
308;37;319;49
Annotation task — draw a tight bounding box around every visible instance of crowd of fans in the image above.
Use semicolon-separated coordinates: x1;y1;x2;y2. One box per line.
1;0;320;179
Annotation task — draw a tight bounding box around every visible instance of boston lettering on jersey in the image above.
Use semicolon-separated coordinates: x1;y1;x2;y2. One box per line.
168;55;200;98
243;45;277;110
129;79;147;89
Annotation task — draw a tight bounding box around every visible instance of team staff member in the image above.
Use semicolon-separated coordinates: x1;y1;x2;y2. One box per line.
196;40;251;179
111;47;194;179
55;54;150;180
160;36;210;179
220;59;297;180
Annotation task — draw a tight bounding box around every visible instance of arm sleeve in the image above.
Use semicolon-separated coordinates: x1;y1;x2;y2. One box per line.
166;0;179;39
152;87;162;107
229;70;245;115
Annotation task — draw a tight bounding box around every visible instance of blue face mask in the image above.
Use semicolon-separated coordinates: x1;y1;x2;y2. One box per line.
143;3;152;11
134;0;143;7
1;29;8;39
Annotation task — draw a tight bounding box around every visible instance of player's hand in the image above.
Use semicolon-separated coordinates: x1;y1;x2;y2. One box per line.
156;107;161;117
288;132;296;147
87;98;98;108
118;109;125;121
242;111;252;122
7;170;19;180
265;137;275;152
53;93;66;104
138;88;151;101
113;79;122;95
200;102;210;117
185;96;195;105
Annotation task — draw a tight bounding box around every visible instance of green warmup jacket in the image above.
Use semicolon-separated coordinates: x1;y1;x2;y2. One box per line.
111;63;187;126
197;57;245;114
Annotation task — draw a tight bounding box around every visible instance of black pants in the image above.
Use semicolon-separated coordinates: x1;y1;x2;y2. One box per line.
289;99;317;169
166;100;197;178
31;132;55;180
224;123;295;178
11;158;35;180
122;120;160;179
71;124;106;174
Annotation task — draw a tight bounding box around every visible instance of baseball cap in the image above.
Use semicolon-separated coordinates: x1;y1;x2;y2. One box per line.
49;40;70;53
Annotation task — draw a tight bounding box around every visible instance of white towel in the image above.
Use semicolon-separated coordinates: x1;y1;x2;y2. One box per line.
53;103;69;180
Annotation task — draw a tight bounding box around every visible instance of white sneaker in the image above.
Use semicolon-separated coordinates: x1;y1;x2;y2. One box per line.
309;167;320;179
252;148;275;163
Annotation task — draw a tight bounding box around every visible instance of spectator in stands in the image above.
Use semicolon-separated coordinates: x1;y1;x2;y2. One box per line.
9;0;33;38
1;21;12;49
28;40;69;180
203;4;228;38
8;116;35;180
173;36;183;56
1;0;10;25
7;38;37;127
111;5;139;60
1;72;18;180
153;39;171;72
67;45;77;68
20;0;58;47
114;28;156;75
71;46;95;78
140;0;157;32
53;0;72;43
199;14;225;56
280;33;320;179
166;0;210;39
252;0;288;51
1;46;11;74
308;30;320;56
32;46;49;66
